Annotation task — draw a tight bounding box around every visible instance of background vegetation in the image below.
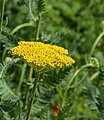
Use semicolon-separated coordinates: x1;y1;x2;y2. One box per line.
0;0;104;120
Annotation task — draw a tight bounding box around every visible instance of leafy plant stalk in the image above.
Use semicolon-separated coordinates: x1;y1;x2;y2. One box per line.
35;14;41;40
24;66;33;110
61;63;96;109
28;67;33;81
90;31;104;56
89;71;100;81
17;63;27;93
1;47;6;62
10;22;34;35
1;0;6;61
29;0;37;22
0;0;5;33
26;73;40;120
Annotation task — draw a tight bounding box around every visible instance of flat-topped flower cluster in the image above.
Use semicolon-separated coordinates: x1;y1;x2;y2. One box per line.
11;41;75;68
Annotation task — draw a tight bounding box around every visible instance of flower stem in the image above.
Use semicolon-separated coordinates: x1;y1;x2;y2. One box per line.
28;67;33;81
35;14;41;40
0;0;5;33
17;63;27;93
26;73;39;120
90;31;104;56
1;0;6;61
24;67;33;110
89;71;100;81
10;22;34;35
29;0;37;22
1;47;6;62
61;63;95;109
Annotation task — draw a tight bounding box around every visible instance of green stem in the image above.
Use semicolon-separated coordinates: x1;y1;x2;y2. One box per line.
26;73;39;120
0;0;5;33
1;47;6;62
24;67;33;110
24;87;30;110
90;31;104;56
70;73;88;89
17;63;27;93
35;14;41;40
10;22;34;35
55;85;64;100
70;71;100;89
29;0;37;22
28;67;33;81
1;0;6;61
61;63;95;109
89;71;100;81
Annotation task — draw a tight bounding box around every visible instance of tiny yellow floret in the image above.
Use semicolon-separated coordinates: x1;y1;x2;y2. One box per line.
11;41;75;68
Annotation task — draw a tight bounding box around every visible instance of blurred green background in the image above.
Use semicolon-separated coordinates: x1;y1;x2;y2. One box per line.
0;0;104;120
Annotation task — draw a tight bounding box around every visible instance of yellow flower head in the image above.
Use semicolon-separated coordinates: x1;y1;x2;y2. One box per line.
11;41;75;68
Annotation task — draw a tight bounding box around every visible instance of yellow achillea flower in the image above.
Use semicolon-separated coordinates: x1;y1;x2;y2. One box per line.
11;41;75;68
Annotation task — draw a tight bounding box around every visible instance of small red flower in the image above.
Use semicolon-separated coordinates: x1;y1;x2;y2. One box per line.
51;102;60;116
53;107;60;114
55;102;59;108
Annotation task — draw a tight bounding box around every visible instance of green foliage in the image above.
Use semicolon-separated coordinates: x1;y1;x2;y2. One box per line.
0;79;17;101
0;58;19;103
0;32;20;49
36;0;46;14
0;0;104;120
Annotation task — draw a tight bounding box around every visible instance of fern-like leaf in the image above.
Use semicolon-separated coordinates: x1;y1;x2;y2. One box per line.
0;58;20;101
36;0;46;14
0;58;20;79
0;110;11;120
0;79;18;101
0;32;20;49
